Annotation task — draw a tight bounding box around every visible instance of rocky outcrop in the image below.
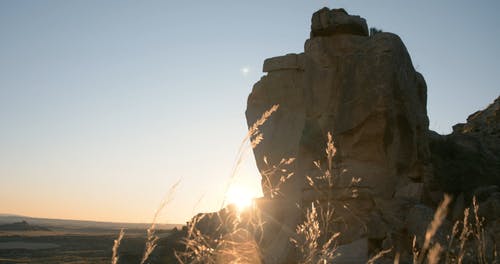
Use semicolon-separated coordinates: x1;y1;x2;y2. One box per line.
453;96;500;138
427;96;500;205
246;7;431;263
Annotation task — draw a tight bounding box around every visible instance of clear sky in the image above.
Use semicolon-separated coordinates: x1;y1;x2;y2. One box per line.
0;0;499;224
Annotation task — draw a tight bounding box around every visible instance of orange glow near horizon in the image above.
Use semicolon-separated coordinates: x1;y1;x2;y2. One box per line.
0;156;264;224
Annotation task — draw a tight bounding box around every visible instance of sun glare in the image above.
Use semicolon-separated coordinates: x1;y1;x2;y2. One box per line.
240;66;250;76
226;185;254;211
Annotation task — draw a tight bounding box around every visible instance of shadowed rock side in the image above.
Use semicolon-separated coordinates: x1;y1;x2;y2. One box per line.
246;7;430;264
428;96;500;215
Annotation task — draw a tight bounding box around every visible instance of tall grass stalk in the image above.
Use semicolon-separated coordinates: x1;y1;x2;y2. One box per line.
111;228;124;264
457;208;470;264
176;105;280;264
140;179;181;264
292;202;340;264
415;194;451;264
176;204;264;264
220;104;279;209
367;247;392;264
427;243;443;264
292;132;340;264
260;156;295;198
473;196;488;264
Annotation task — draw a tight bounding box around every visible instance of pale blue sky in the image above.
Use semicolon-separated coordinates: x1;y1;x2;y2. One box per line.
0;0;499;223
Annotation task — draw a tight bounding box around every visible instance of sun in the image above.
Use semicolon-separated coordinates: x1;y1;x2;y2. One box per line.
226;184;254;211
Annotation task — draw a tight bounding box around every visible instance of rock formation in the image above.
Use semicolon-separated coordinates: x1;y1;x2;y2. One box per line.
246;7;430;263
245;7;499;264
182;8;499;264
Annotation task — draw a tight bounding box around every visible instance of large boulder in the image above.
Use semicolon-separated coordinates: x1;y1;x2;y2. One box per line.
246;7;430;263
310;7;368;37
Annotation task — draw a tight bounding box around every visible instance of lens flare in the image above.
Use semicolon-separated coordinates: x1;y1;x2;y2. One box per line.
226;184;253;211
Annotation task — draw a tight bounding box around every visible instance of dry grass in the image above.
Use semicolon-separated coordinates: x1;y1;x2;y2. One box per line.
174;205;264;264
473;196;488;264
220;104;279;209
111;228;124;264
260;156;295;198
174;105;280;264
174;213;218;264
368;247;393;264
413;194;497;264
290;132;341;264
140;179;180;264
291;202;340;264
248;104;279;149
111;105;498;264
413;195;452;264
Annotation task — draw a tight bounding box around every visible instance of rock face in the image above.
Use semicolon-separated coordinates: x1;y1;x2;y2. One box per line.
246;7;431;263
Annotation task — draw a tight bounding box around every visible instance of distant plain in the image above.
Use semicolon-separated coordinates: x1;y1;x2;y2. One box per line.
0;215;180;263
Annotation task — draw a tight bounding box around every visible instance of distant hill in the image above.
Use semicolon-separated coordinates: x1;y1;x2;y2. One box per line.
0;214;181;231
0;220;50;231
